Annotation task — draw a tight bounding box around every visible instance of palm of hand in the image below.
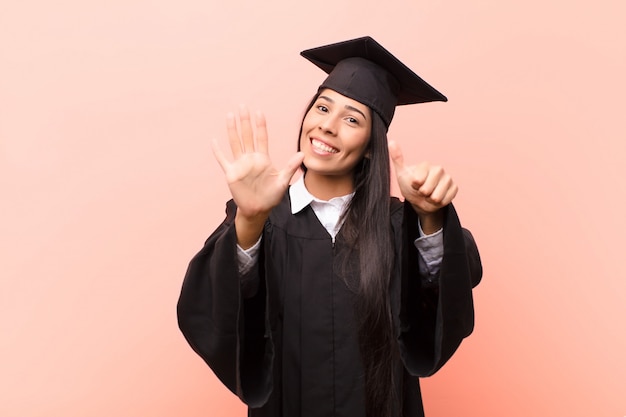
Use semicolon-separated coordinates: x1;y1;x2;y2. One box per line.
224;151;286;217
212;107;304;219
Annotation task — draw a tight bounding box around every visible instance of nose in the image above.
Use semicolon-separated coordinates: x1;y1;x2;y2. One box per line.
318;115;338;135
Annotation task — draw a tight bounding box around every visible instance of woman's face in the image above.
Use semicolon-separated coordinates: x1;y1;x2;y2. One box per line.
299;89;372;181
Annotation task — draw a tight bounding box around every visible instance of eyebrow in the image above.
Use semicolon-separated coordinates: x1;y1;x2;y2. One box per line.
319;95;368;121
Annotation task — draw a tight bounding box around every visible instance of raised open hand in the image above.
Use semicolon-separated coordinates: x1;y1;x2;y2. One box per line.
388;140;458;233
211;106;304;220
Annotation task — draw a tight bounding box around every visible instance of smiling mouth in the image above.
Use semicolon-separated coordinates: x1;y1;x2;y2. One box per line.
311;138;339;154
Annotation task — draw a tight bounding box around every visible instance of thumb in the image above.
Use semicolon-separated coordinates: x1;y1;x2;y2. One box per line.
388;140;405;172
278;151;305;185
211;138;229;173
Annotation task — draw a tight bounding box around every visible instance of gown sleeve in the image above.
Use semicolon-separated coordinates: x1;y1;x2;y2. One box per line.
177;199;274;407
394;201;482;377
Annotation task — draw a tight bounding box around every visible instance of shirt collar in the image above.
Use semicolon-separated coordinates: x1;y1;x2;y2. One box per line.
289;176;354;214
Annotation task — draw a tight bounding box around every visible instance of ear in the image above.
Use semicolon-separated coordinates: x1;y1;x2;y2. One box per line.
363;143;372;159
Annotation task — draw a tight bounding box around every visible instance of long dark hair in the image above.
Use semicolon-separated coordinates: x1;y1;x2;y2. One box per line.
298;93;397;417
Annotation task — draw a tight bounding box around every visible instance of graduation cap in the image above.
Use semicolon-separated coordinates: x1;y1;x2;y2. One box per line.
300;36;447;128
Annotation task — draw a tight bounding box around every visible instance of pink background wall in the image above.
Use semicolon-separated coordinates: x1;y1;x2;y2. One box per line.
1;1;624;416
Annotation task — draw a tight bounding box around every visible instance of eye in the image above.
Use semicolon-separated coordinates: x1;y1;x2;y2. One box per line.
316;105;328;112
346;116;359;125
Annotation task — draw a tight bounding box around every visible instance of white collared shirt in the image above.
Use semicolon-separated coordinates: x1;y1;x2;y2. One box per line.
289;176;353;243
237;176;443;284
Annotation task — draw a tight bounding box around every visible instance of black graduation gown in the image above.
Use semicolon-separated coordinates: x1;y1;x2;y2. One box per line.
177;193;482;417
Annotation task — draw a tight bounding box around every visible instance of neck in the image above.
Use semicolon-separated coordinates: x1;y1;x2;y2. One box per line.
303;172;354;200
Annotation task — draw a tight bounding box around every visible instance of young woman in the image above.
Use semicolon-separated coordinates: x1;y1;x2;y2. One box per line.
178;37;482;417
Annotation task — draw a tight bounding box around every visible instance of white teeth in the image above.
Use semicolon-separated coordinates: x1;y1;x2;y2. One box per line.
311;139;338;153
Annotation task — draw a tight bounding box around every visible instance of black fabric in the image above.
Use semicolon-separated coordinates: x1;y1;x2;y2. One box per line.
301;37;448;128
177;193;482;417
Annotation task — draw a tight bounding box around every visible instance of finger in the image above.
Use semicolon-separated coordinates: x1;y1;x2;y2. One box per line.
238;105;254;153
278;152;305;186
409;164;429;191
418;165;444;196
388;140;405;173
226;112;242;158
441;183;458;206
427;174;454;204
211;138;230;173
255;110;269;154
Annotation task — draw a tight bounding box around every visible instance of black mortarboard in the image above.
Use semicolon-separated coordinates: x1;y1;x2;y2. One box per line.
300;36;447;128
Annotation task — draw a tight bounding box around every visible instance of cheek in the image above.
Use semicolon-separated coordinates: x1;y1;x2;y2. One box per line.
299;116;312;147
347;131;370;156
299;115;314;138
298;129;309;151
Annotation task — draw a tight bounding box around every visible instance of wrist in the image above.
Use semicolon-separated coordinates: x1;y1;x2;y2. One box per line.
235;210;268;250
416;209;444;235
